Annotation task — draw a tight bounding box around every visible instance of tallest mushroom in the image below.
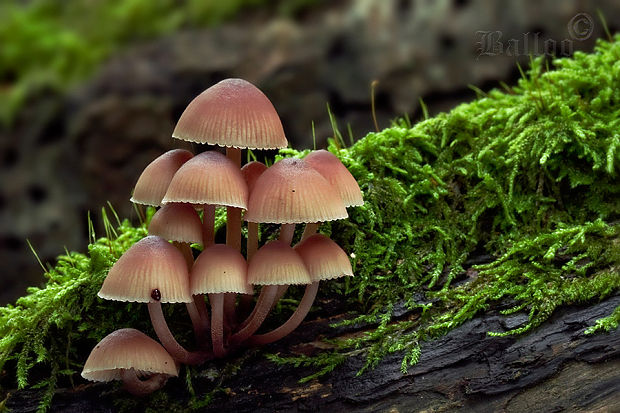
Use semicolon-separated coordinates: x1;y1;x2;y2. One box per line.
172;78;288;249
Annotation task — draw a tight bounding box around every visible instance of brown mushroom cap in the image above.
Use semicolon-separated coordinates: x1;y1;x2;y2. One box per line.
244;158;348;224
304;150;364;207
81;328;178;382
172;78;288;150
148;203;203;245
162;151;248;209
98;235;192;303
294;234;353;282
191;244;251;294
131;149;193;206
248;240;311;285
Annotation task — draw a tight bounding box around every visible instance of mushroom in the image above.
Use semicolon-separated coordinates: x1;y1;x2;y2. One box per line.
98;236;209;365
229;240;311;346
302;149;364;239
148;203;208;343
130;149;193;207
82;328;178;396
190;244;251;357
162;150;247;247
247;234;353;346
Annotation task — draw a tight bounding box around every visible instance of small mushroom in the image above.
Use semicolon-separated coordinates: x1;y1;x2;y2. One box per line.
247;234;353;346
130;149;193;207
191;244;251;357
302;149;364;239
230;240;311;346
82;328;178;396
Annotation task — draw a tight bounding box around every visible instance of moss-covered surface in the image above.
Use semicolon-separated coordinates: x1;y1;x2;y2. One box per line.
1;37;619;412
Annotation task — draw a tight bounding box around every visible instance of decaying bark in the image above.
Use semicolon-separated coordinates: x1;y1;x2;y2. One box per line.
6;295;620;412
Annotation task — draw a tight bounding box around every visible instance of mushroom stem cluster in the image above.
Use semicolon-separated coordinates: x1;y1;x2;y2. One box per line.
82;79;362;395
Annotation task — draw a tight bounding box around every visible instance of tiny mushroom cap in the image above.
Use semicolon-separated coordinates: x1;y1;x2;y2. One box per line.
248;240;311;285
98;235;192;304
173;78;288;150
162;151;248;209
294;234;353;282
131;149;193;206
148;203;203;245
191;244;251;294
241;161;268;194
304;150;363;207
244;158;348;224
82;328;178;382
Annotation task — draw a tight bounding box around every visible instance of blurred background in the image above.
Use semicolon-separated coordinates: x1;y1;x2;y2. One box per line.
1;0;619;304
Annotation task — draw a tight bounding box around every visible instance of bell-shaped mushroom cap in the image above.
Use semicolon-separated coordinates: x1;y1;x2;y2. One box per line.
294;234;353;282
190;244;251;294
98;236;192;303
244;158;348;224
241;161;268;194
248;240;311;285
162;151;248;209
304;150;364;207
131;149;194;207
173;78;288;150
82;328;178;382
148;203;203;245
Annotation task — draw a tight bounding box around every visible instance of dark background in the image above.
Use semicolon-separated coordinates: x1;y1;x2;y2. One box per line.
1;0;619;304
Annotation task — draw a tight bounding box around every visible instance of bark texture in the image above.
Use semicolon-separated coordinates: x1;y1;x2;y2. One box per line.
5;295;619;412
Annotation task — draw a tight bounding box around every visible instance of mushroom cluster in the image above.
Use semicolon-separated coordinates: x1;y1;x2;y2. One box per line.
81;78;362;395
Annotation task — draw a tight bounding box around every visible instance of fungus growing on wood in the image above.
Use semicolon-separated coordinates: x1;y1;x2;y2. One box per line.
90;77;361;395
82;328;178;396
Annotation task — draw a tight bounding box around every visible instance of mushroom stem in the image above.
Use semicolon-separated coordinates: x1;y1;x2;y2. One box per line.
121;368;168;396
172;242;209;345
229;285;278;346
269;285;289;313
148;302;210;365
225;147;242;331
224;293;237;327
301;222;319;241
279;223;296;244
246;281;319;346
203;204;215;247
209;293;227;358
226;147;243;252
195;294;210;329
239;222;259;317
247;222;259;260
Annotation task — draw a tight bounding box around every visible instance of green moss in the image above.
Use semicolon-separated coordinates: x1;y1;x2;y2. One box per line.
1;37;619;412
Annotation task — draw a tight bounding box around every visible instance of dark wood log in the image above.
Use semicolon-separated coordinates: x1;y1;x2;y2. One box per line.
6;295;620;412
